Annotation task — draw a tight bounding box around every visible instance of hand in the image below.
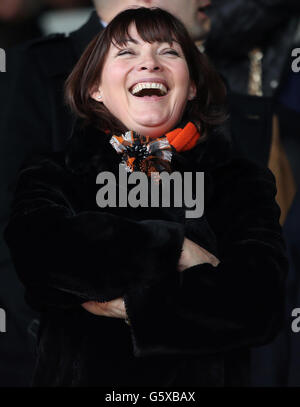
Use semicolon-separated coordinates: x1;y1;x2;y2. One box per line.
178;237;220;272
81;297;127;320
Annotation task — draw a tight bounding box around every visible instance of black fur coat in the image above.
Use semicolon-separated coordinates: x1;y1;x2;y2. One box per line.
4;122;288;387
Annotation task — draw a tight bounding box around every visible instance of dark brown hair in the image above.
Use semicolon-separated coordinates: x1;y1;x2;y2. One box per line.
65;7;227;135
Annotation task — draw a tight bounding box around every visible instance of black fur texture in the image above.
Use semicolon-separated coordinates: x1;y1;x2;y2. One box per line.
4;122;288;386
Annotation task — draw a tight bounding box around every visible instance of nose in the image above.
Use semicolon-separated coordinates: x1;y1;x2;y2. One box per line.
139;64;160;72
137;53;162;72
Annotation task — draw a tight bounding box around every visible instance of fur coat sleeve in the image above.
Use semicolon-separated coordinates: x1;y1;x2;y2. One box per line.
123;161;288;357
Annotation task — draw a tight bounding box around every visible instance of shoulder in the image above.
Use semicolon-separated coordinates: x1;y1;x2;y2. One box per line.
17;152;68;184
214;156;276;185
27;32;67;48
205;158;281;234
210;157;278;209
14;33;75;78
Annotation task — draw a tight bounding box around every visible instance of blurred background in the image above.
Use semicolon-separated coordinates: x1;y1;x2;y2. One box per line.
0;0;93;48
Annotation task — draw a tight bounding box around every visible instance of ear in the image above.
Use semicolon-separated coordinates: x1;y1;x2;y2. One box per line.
91;88;103;102
188;81;197;101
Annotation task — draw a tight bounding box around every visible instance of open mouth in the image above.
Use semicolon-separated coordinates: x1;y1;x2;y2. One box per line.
129;82;169;98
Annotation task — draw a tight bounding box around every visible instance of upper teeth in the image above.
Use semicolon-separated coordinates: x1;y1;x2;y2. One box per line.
131;82;168;95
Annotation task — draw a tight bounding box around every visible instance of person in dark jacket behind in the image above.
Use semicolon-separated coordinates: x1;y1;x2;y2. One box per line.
4;8;288;387
205;0;300;386
205;0;300;186
206;0;300;97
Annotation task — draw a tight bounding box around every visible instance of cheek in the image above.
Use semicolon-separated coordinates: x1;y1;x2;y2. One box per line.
174;64;192;95
101;63;127;95
101;65;129;112
171;64;192;116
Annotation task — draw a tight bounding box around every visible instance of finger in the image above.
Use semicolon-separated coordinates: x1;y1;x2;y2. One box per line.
81;299;126;318
81;301;106;316
107;298;126;318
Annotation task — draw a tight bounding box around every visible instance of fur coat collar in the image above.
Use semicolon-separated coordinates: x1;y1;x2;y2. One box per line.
64;120;233;176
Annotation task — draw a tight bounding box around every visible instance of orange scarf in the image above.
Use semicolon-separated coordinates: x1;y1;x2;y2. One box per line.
166;122;200;152
110;122;200;177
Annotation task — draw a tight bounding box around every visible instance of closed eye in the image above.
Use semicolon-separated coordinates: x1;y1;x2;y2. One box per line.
164;50;180;56
116;49;180;57
117;49;135;56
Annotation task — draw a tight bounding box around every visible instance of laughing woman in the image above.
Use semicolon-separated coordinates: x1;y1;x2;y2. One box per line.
5;8;288;387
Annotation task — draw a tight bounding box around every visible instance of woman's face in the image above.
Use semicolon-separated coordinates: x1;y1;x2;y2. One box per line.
92;24;196;137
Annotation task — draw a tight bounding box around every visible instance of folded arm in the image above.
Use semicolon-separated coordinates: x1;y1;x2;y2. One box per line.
123;162;288;356
4;156;184;310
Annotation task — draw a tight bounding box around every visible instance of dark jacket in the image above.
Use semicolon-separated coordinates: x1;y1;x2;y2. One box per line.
206;0;300;97
4;122;288;387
